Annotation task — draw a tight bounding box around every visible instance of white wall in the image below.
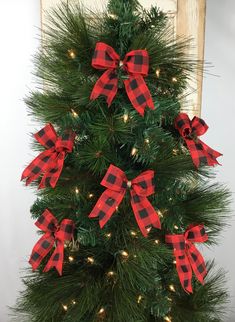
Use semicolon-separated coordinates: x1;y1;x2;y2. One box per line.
0;1;234;321
202;1;235;320
0;1;40;321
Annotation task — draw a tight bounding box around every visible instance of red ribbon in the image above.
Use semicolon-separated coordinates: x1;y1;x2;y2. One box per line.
90;42;154;116
175;113;222;168
21;123;75;189
165;224;208;293
89;164;161;236
29;209;75;275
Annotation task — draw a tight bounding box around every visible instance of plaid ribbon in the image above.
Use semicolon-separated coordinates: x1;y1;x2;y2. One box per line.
165;224;208;293
90;42;154;116
175;113;222;168
29;209;75;275
89;164;161;236
21;123;75;189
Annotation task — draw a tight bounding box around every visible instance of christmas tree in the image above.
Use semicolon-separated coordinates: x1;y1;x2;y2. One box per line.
13;1;231;321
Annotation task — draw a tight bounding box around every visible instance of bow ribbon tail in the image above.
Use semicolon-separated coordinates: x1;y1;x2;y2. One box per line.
124;75;154;116
90;69;118;107
39;151;65;189
198;140;222;166
43;240;64;275
89;188;125;228
187;243;207;285
175;251;193;293
29;233;55;271
130;190;161;237
21;150;55;186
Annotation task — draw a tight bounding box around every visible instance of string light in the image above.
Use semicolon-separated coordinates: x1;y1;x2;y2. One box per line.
133;254;137;258
71;109;78;117
137;295;143;303
172;77;177;83
130;230;137;237
155;68;161;77
67;49;76;59
68;256;74;262
169;284;176;292
131;147;138;156
107;271;115;277
172;148;178;155
154;239;160;245
88;193;94;198
98;307;105;315
75;187;80;194
123;113;129;123
145;138;150;144
105;233;112;238
87;257;94;264
164;316;172;322
173;260;177;264
147;227;152;233
119;60;124;68
72;300;76;305
121;250;129;258
62;304;68;311
174;225;179;230
108;13;118;19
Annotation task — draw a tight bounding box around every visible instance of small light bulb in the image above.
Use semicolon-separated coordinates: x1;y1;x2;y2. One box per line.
68;49;76;59
119;60;123;67
107;271;115;277
121;251;129;258
116;206;119;211
131;147;138;156
172;148;178;155
173;260;177;264
123;114;129;123
105;233;112;238
75;187;80;194
87;257;94;264
88;193;94;198
62;304;68;311
169;284;176;292
133;254;137;258
172;77;177;83
68;256;74;262
155;68;161;77
145;138;150;144
137;295;143;303
130;230;137;237
98;307;105;315
108;13;117;19
72;300;76;305
154;239;160;244
164;316;172;322
71;109;78;117
147;227;152;233
174;225;179;230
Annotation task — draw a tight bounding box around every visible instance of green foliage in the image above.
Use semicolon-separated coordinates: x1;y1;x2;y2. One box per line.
12;1;231;321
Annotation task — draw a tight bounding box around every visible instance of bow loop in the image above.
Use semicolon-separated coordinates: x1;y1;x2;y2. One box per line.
166;224;208;293
175;113;222;168
29;210;75;276
89;164;161;236
90;42;154;116
92;42;120;70
21;124;75;188
123;50;149;76
101;164;127;192
131;170;155;197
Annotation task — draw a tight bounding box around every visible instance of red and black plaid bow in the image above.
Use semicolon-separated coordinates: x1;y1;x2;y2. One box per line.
21;123;75;189
90;42;154;116
175;113;222;168
89;164;161;236
29;209;75;275
165;224;208;293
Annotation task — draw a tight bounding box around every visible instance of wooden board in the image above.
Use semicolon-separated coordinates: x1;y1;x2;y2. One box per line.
41;0;206;116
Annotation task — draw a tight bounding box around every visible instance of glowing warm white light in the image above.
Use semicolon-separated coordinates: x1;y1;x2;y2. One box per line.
164;316;172;322
155;68;160;77
154;239;160;244
123;114;129;123
107;271;115;277
130;230;137;236
121;251;129;258
72;300;76;305
71;109;78;117
137;295;143;303
68;49;76;59
98;307;105;315
87;257;94;264
88;193;94;198
131;147;138;156
62;304;68;311
172;77;177;83
68;256;74;262
169;284;176;292
75;187;80;194
105;233;112;238
174;225;179;230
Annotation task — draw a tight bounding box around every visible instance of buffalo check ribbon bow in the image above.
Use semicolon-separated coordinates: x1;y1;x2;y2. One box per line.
29;209;75;276
90;42;154;116
175;113;222;168
21;123;75;189
89;164;161;237
165;224;208;293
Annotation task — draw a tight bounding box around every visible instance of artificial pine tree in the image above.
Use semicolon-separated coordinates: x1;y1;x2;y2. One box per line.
13;1;231;321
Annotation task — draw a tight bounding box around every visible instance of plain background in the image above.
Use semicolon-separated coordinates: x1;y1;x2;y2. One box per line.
0;1;234;321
